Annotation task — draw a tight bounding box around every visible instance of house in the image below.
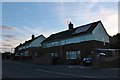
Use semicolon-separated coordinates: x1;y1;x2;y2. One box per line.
14;34;46;59
41;20;110;64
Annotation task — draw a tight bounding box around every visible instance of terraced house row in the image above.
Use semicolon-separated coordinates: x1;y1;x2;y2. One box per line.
14;20;110;64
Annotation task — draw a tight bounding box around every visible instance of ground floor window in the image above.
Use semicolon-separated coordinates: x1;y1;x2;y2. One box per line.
50;53;58;57
66;52;70;59
66;51;80;59
70;51;76;59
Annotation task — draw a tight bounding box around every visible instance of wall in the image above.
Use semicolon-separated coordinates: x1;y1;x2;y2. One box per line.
43;40;107;64
30;35;46;47
92;22;109;43
61;34;94;45
43;34;94;48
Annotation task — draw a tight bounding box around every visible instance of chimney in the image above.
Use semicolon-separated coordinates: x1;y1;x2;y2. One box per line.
20;43;22;45
32;34;35;39
68;22;73;30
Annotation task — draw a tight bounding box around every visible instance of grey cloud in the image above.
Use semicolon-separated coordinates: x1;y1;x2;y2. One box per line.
2;25;16;31
3;35;13;38
2;44;12;47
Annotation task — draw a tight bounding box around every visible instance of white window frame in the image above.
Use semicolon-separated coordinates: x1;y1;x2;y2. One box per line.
70;51;77;59
66;52;70;59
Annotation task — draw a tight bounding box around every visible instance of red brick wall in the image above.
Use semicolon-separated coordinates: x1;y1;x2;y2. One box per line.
33;56;52;64
43;40;109;64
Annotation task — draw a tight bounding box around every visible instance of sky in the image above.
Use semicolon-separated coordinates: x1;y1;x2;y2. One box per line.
1;0;119;53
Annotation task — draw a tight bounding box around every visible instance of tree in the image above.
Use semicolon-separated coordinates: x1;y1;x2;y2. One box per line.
110;33;120;49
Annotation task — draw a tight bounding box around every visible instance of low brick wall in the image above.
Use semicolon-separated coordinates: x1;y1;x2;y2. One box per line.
33;56;52;65
92;56;119;68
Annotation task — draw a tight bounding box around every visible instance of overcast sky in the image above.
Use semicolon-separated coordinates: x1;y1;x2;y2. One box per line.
1;0;119;53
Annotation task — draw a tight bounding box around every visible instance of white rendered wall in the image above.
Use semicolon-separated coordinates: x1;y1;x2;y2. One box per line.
92;22;109;43
30;35;46;47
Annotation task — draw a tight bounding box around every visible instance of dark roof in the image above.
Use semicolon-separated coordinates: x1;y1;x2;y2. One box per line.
15;34;45;48
42;21;101;43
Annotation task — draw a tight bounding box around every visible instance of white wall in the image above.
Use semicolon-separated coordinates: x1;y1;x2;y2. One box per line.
92;22;109;43
18;35;46;50
43;34;94;48
61;34;94;45
30;35;46;47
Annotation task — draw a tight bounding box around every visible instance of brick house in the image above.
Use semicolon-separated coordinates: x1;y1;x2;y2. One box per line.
41;21;110;64
14;34;46;59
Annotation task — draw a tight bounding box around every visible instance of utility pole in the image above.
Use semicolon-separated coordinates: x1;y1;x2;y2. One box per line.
103;38;106;46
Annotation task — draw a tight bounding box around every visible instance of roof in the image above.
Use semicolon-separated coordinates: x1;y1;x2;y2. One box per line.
15;34;45;48
42;21;102;43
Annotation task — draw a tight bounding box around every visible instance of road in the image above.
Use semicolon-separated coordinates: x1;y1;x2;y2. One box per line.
2;60;119;79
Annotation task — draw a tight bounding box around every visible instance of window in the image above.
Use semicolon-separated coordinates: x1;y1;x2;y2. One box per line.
52;43;54;46
70;51;77;59
66;52;70;59
66;51;80;60
51;41;59;46
50;53;58;57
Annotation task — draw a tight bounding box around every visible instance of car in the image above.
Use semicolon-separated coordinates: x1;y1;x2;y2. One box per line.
83;57;92;66
97;53;106;59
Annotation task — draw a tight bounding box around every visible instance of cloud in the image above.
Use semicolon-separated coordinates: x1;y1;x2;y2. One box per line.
56;2;118;36
0;47;9;50
1;0;119;2
0;47;11;53
2;34;20;43
84;7;118;36
2;25;16;31
56;2;99;25
0;41;12;53
1;24;50;52
56;2;66;24
1;25;32;51
2;44;12;47
1;25;48;50
2;34;15;38
1;2;118;53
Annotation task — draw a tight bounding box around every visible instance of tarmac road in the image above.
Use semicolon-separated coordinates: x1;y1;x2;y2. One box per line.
2;60;120;79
